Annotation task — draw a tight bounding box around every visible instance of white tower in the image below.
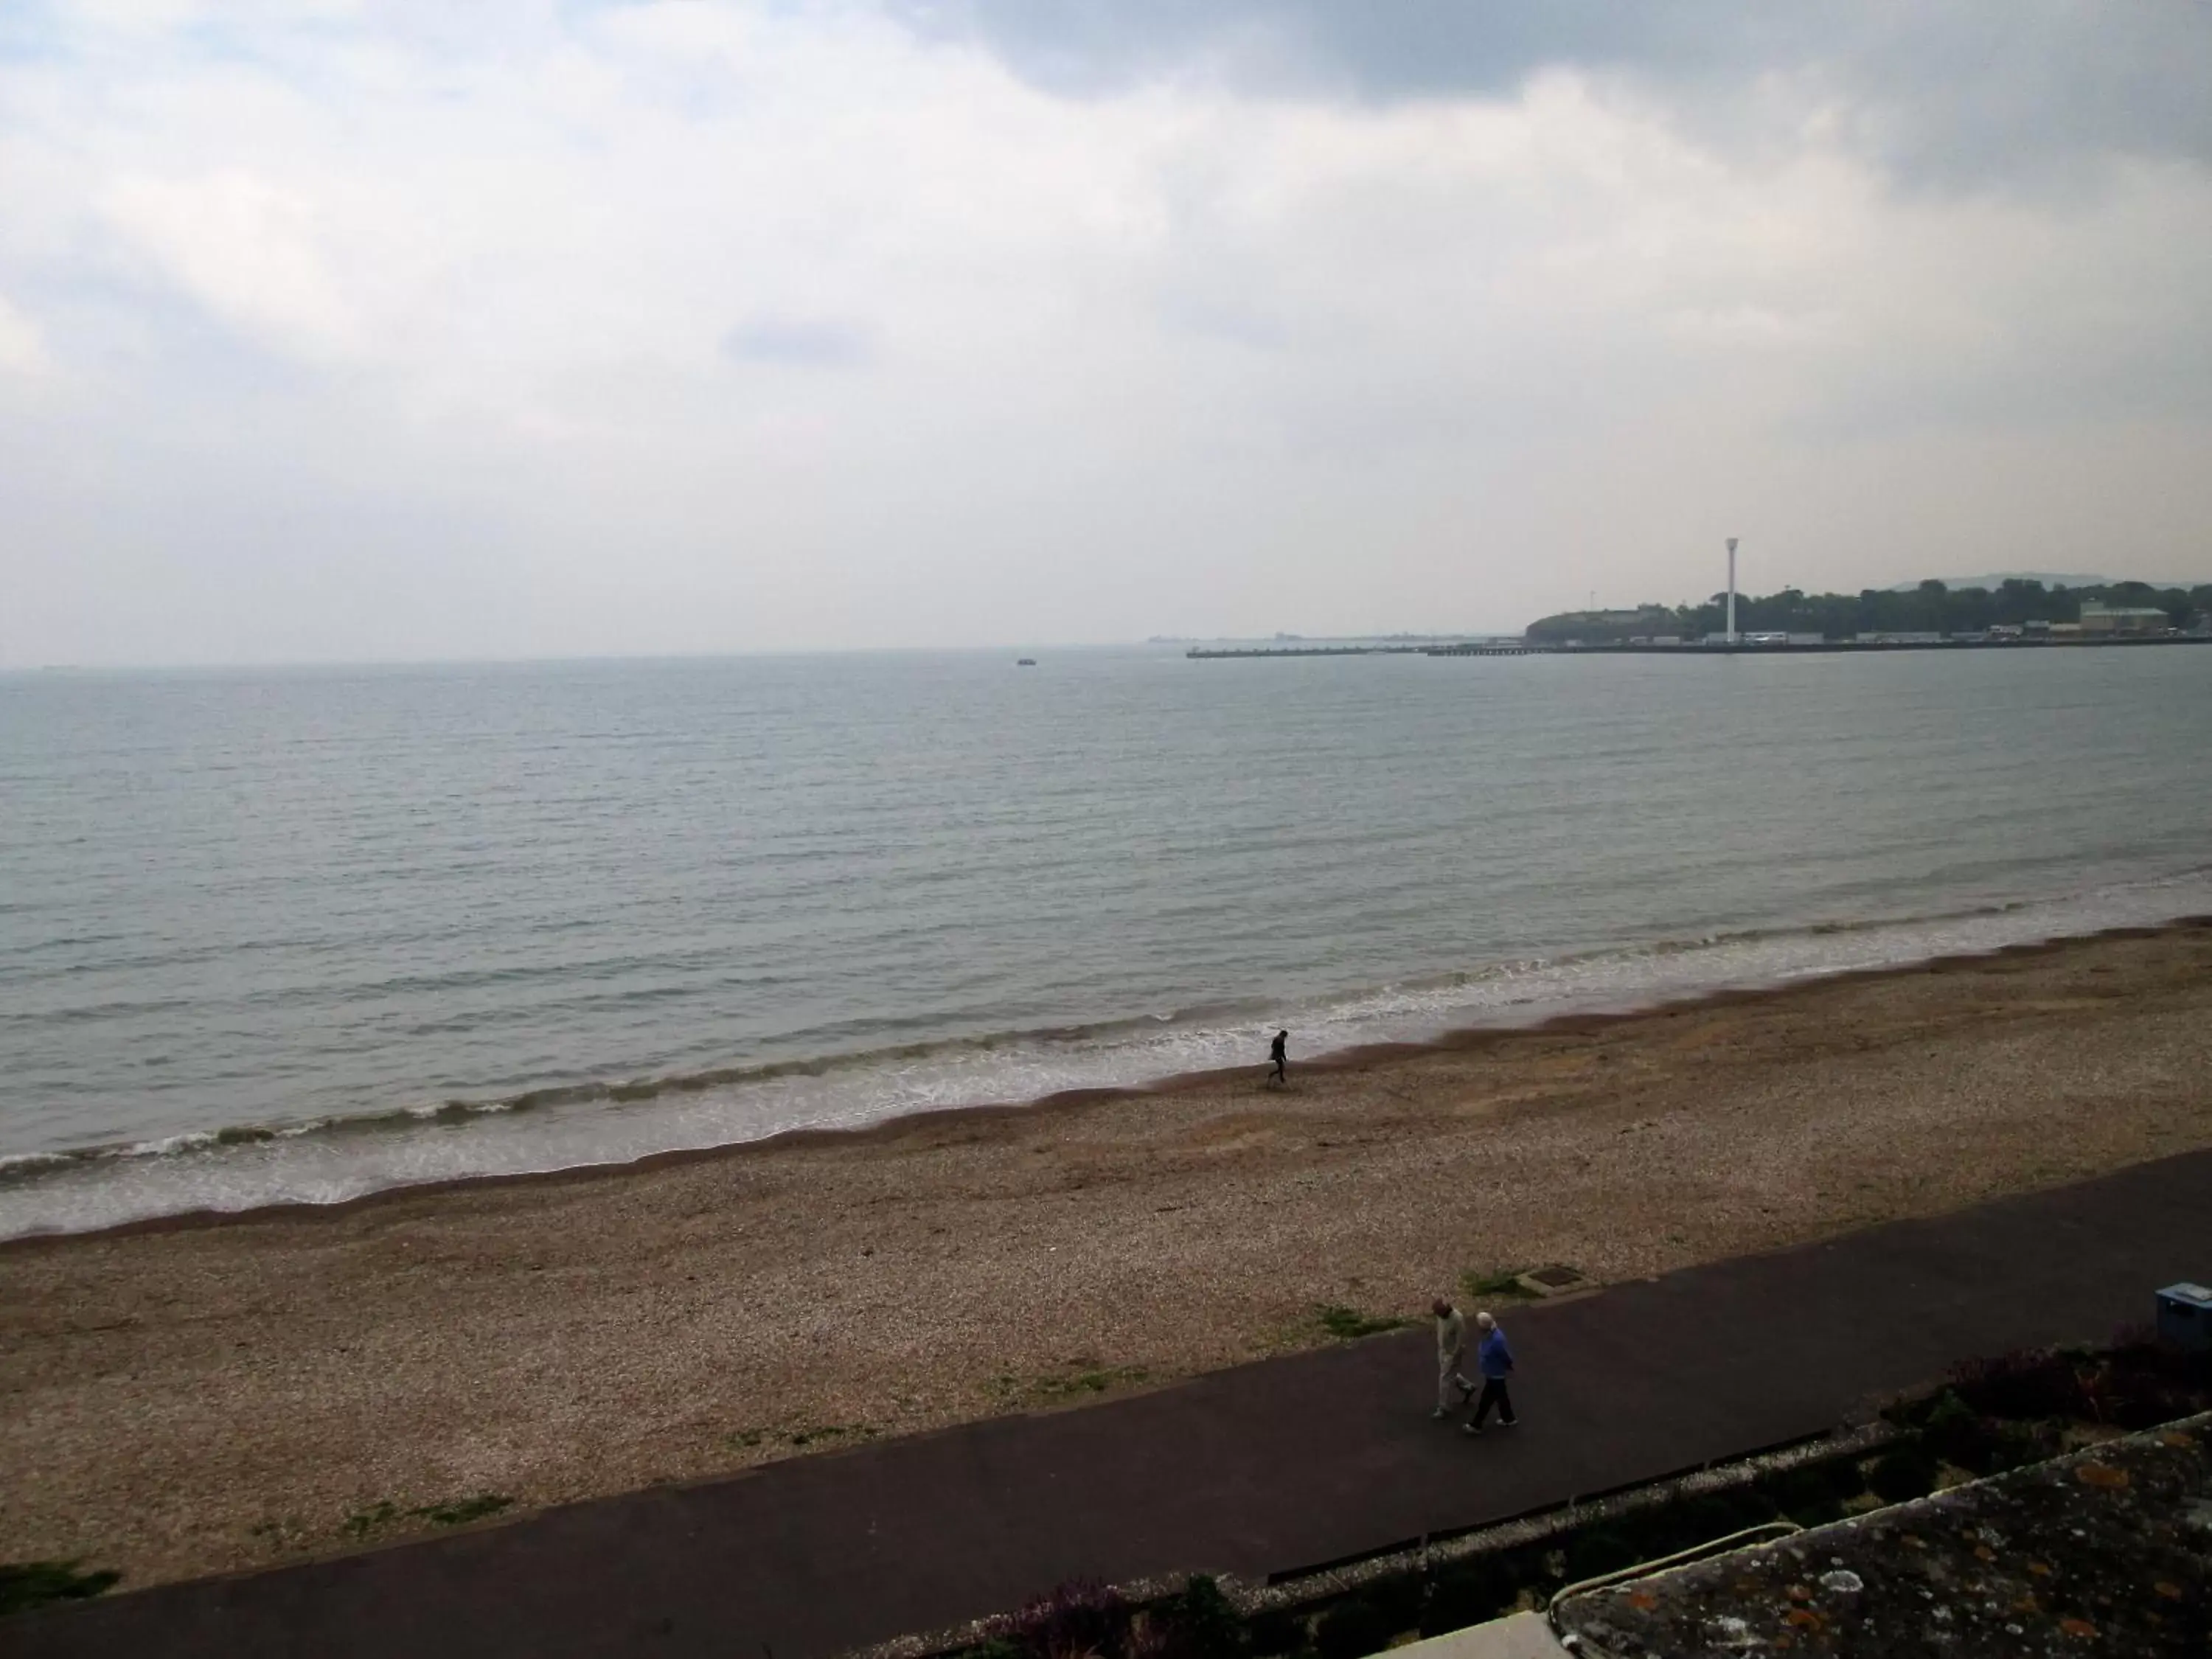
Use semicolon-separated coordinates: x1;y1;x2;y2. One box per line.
1725;538;1739;644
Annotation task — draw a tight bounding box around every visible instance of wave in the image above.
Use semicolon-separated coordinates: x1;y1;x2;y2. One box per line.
4;865;2210;1240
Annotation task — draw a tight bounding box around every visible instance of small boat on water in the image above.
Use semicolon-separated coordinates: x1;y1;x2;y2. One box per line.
1016;657;1037;666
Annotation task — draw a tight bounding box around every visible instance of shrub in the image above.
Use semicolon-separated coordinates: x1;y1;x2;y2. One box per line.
2087;1333;2212;1430
1756;1461;1859;1521
1143;1576;1243;1659
1727;1484;1783;1523
1950;1349;2085;1421
1419;1559;1520;1636
1563;1528;1640;1580
994;1580;1131;1659
1865;1445;1939;1503
2098;1366;2199;1431
1668;1493;1764;1545
1606;1507;1691;1562
1312;1596;1394;1659
1822;1456;1871;1503
1243;1609;1307;1658
1361;1573;1423;1636
1983;1422;2051;1472
1919;1390;2004;1473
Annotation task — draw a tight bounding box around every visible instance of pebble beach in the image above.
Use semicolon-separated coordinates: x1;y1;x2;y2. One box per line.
4;921;2209;1590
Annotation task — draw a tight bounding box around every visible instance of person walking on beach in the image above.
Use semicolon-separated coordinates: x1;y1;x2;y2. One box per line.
1463;1311;1518;1434
1267;1029;1289;1086
1433;1298;1474;1419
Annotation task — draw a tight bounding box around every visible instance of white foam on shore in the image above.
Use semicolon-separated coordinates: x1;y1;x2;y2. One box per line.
4;869;2207;1241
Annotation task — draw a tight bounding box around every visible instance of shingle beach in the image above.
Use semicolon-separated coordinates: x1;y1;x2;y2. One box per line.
4;921;2209;1588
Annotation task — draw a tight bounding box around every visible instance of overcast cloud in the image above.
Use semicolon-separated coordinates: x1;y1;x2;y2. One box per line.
3;1;2209;666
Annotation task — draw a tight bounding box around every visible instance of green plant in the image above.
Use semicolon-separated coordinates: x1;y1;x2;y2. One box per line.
1312;1596;1394;1659
1949;1348;2086;1421
0;1561;121;1618
991;1579;1130;1659
344;1493;513;1540
1362;1573;1423;1635
1314;1304;1411;1341
1919;1389;2018;1473
1663;1490;1773;1547
1145;1576;1244;1659
1821;1456;1871;1503
1458;1268;1536;1301
995;1366;1150;1406
1420;1558;1520;1636
246;1517;312;1552
1725;1484;1783;1523
1865;1444;1939;1503
1244;1608;1307;1656
344;1500;402;1539
1563;1528;1640;1580
1756;1462;1851;1521
415;1495;512;1528
786;1423;876;1447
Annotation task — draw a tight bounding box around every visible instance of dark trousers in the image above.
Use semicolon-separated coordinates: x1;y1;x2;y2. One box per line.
1470;1377;1515;1426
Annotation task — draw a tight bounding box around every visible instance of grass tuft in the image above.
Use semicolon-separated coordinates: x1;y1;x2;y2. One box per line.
723;1422;880;1451
342;1500;401;1540
1458;1268;1537;1301
992;1366;1150;1406
344;1493;514;1541
0;1561;121;1618
415;1495;512;1528
1315;1304;1413;1341
785;1423;877;1447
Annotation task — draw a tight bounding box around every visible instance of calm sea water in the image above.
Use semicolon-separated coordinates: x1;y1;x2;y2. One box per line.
4;646;2209;1237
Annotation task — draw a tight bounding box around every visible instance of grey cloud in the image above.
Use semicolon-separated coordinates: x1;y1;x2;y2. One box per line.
890;1;2212;189
721;317;874;367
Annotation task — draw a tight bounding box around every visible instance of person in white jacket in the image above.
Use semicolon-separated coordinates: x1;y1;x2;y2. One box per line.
1432;1298;1474;1419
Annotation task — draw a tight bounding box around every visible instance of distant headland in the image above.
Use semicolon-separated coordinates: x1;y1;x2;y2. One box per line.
1524;576;2209;647
1180;576;2212;659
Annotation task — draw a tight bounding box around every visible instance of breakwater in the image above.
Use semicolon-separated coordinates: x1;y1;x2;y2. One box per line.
1188;635;2210;659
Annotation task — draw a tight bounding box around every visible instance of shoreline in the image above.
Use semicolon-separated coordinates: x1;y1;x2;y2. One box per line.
4;918;2211;1590
7;916;2205;1254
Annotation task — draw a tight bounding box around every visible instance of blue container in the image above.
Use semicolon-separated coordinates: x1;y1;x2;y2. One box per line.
2156;1283;2212;1352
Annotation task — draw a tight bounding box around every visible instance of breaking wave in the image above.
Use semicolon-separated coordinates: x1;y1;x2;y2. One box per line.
4;866;2207;1241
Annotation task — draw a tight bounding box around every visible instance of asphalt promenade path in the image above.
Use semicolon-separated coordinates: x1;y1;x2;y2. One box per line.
15;1148;2211;1659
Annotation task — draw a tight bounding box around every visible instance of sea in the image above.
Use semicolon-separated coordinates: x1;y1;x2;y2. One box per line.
3;644;2208;1239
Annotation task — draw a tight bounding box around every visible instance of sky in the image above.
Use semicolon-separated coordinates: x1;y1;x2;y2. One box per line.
4;2;2211;665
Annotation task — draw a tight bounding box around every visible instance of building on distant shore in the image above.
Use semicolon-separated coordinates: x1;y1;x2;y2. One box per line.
2080;605;2173;635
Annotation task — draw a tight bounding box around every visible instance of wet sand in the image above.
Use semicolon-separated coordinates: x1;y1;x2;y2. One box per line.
4;922;2210;1589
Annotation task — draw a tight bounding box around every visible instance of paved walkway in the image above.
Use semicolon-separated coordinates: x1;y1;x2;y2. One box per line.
15;1149;2211;1659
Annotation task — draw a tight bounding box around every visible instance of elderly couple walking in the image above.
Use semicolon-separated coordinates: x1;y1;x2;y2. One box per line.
1433;1298;1517;1436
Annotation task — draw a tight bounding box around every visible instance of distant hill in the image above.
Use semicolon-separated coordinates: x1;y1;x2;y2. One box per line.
1888;573;2116;593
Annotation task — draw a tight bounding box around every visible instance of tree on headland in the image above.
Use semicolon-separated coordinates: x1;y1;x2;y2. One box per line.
1524;579;2209;644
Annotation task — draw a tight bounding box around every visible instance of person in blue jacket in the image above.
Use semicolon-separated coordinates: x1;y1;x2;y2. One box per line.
1463;1311;1519;1434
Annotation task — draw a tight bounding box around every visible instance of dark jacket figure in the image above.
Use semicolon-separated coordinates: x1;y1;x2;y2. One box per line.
1268;1030;1288;1085
1464;1313;1518;1433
